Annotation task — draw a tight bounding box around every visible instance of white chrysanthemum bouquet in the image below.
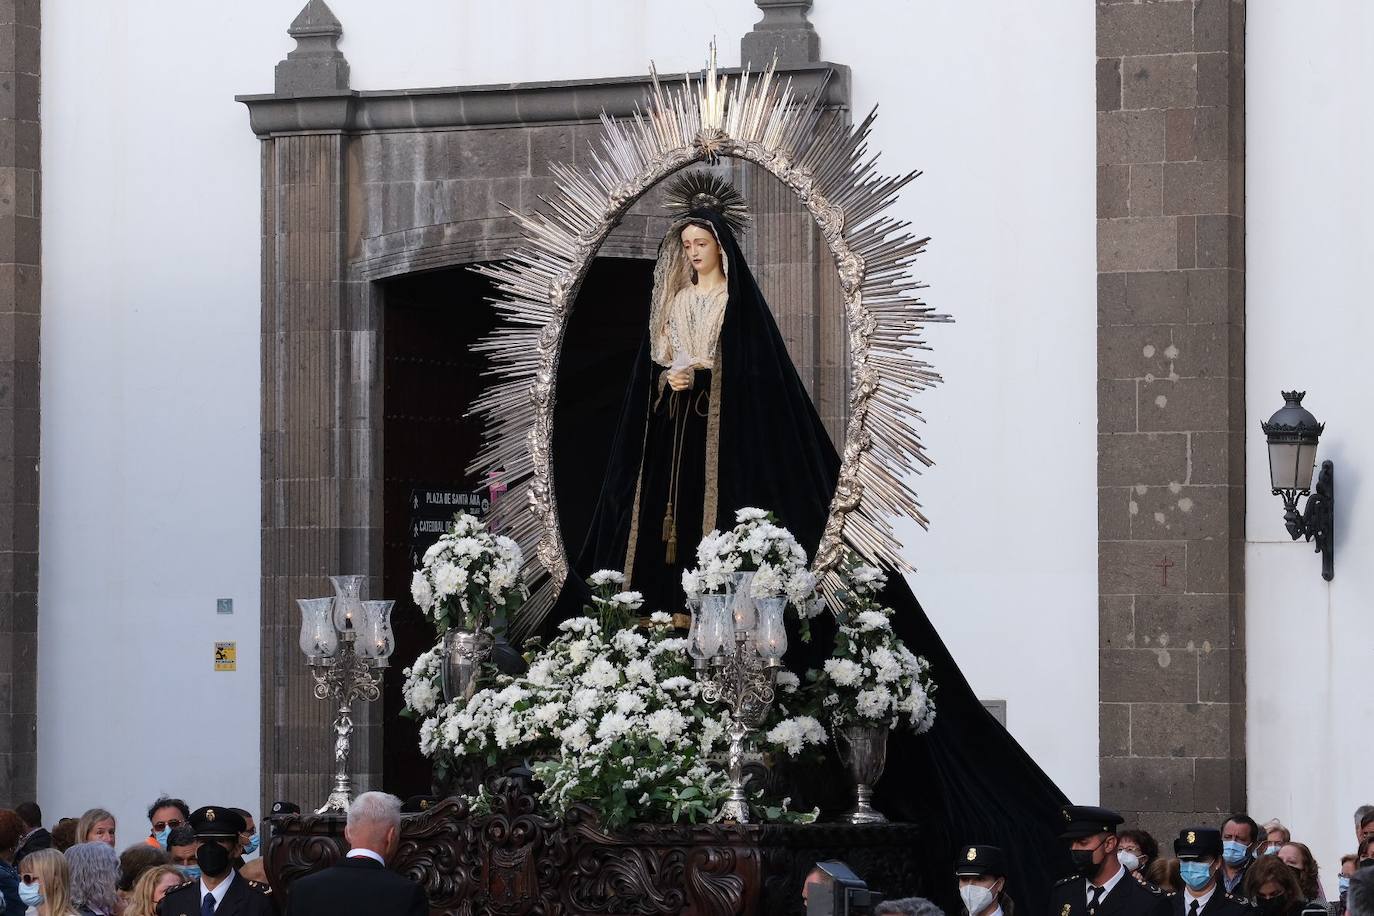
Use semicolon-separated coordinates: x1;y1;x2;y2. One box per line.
409;512;526;633
811;563;937;735
682;507;824;640
404;569;821;828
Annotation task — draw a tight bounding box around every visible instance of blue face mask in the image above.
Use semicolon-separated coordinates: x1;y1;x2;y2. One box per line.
19;881;44;907
181;864;202;882
155;826;172;849
242;834;260;855
1264;844;1282;856
1222;840;1249;866
1340;876;1351;894
1180;861;1215;891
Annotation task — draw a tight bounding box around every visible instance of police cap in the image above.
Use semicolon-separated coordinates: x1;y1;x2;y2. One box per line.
954;845;1007;877
1058;805;1125;840
188;806;247;840
270;801;300;816
1173;826;1223;859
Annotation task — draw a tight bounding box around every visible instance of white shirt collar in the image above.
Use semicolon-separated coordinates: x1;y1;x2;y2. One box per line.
200;868;235;910
347;847;386;866
1185;882;1217;910
1087;860;1127;901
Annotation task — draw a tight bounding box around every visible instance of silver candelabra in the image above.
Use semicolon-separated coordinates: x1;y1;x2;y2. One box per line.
690;577;788;824
297;578;396;814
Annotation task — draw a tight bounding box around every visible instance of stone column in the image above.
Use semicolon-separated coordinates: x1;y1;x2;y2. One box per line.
258;1;384;812
0;0;39;804
1097;0;1246;835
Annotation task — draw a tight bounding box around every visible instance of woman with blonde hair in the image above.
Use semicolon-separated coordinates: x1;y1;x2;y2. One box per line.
17;847;79;916
73;810;116;848
124;864;185;916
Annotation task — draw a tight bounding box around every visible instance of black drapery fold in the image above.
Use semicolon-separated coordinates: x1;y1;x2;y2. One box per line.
552;208;1070;914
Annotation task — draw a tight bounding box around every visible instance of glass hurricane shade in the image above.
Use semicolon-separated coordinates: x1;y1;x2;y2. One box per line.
359;600;396;660
685;597;706;660
729;571;757;632
697;593;731;658
297;597;339;659
754;597;787;661
329;575;365;632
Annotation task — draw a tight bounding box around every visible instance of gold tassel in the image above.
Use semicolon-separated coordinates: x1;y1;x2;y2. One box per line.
664;502;678;564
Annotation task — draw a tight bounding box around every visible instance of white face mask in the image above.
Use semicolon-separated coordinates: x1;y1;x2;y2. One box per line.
1118;850;1141;872
960;883;996;916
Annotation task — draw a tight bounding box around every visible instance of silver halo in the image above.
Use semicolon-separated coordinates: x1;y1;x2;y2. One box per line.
468;46;948;638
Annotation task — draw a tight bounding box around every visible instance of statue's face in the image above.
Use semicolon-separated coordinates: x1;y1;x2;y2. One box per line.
681;224;722;277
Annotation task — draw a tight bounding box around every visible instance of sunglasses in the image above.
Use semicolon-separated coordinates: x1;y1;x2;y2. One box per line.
20;874;39;885
153;818;185;831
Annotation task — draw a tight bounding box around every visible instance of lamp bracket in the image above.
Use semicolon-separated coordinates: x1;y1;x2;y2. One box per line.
1276;460;1334;581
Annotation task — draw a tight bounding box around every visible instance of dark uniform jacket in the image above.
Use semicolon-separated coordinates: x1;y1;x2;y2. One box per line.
156;871;275;916
1049;869;1173;916
1171;888;1253;916
285;856;428;916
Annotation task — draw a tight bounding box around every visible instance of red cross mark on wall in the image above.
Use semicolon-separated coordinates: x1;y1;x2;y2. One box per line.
1153;556;1175;588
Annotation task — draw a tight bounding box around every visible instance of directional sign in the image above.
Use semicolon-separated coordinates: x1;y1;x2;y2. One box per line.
410;487;491;567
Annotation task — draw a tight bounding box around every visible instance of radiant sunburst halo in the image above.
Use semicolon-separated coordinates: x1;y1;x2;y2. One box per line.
469;43;948;638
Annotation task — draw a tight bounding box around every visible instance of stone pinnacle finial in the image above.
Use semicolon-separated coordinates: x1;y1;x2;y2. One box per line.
275;0;350;95
741;0;821;68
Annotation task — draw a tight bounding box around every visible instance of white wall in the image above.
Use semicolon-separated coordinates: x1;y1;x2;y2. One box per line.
37;2;284;838
1247;1;1374;893
38;0;1098;827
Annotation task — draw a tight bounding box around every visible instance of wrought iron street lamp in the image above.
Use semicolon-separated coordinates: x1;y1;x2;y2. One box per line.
1260;391;1333;581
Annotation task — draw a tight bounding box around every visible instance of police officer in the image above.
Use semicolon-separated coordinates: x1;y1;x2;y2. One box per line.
1172;827;1252;916
1048;805;1171;916
157;806;274;916
956;845;1012;916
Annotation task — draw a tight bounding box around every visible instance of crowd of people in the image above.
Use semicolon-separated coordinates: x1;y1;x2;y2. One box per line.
803;805;1374;916
6;793;1374;914
0;797;276;915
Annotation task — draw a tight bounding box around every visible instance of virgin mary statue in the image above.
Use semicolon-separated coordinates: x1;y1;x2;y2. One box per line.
561;171;1069;914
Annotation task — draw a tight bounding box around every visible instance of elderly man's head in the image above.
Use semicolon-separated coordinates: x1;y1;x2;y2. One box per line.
873;897;944;916
344;792;403;863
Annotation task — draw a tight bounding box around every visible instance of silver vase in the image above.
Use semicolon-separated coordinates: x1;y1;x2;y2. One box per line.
440;628;493;703
836;724;890;824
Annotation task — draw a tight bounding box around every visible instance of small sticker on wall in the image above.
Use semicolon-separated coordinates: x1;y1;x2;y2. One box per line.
214;642;237;672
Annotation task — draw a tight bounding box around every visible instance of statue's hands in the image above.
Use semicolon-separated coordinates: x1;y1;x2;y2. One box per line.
668;367;694;391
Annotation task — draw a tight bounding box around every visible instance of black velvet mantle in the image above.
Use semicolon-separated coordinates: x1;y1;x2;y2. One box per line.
551;209;1070;914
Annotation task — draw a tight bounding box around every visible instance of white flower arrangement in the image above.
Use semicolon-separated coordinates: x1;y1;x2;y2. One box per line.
683;507;823;639
402;570;819;829
410;512;526;633
809;561;937;734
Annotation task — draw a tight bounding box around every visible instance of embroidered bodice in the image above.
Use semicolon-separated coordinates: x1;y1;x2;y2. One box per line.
651;285;728;369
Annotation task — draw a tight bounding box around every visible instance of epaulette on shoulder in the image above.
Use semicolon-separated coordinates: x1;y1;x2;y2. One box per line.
168;879;196;893
1055;875;1080;887
1227;894;1250;905
247;879;273;895
1131;872;1167;895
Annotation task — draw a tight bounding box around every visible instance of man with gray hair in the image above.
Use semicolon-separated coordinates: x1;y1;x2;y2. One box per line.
284;792;427;916
873;896;944;916
1347;866;1374;916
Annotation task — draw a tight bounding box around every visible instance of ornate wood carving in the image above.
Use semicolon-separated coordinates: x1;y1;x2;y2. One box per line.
265;778;932;916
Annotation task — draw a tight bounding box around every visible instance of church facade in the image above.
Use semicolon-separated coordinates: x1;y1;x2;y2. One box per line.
1;0;1365;884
